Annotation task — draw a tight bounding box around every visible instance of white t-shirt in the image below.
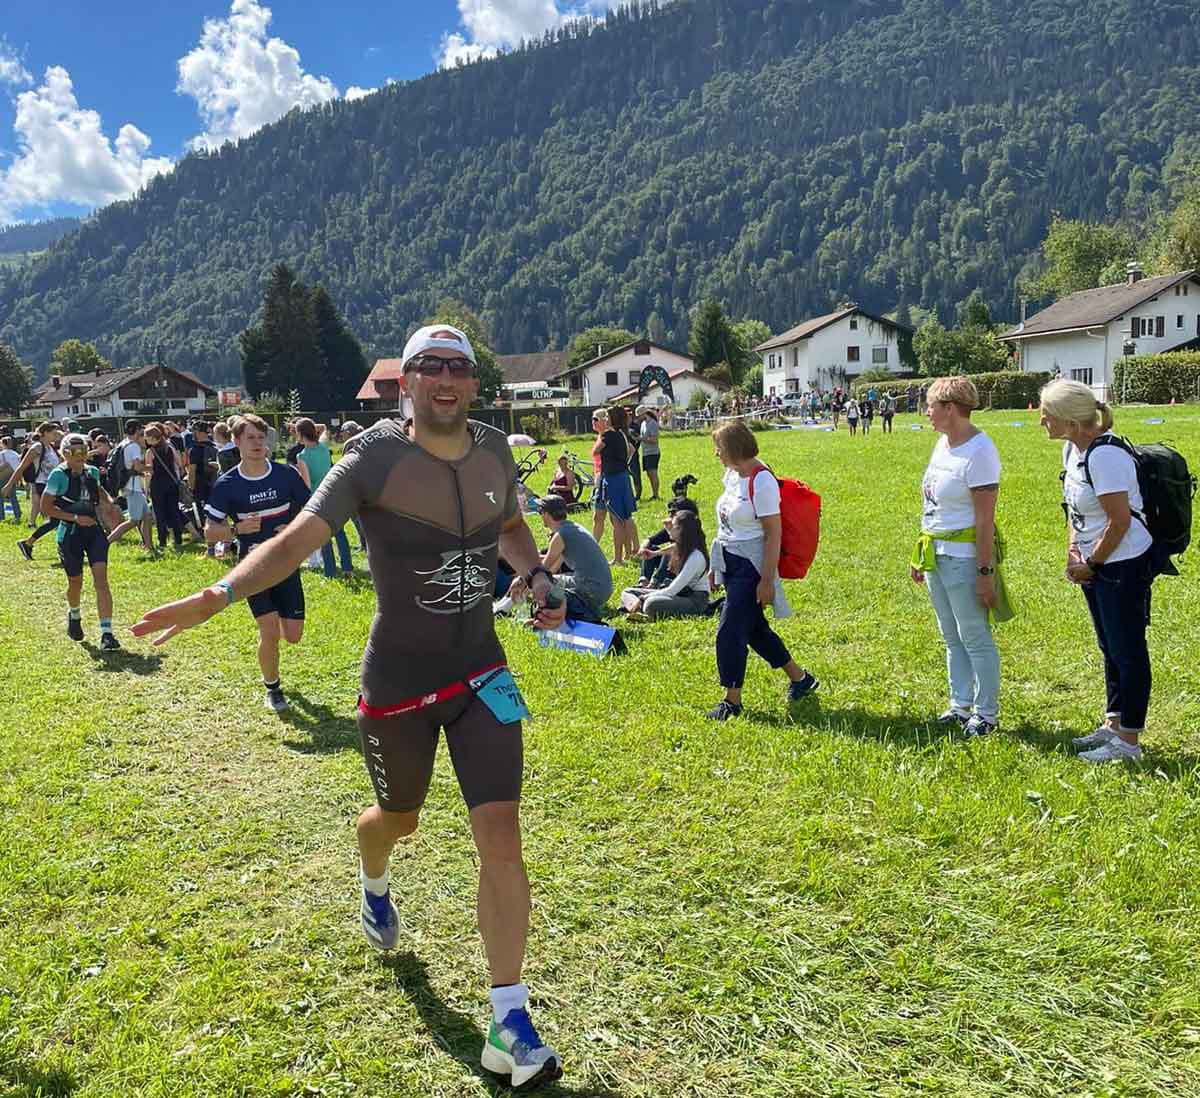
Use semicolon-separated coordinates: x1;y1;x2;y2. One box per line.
716;466;780;542
921;431;1001;557
123;441;146;495
1062;437;1153;562
657;548;711;598
0;447;19;474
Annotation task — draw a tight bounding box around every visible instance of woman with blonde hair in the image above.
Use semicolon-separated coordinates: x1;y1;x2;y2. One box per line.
707;420;818;720
1040;379;1158;763
909;376;1008;738
590;408;610;544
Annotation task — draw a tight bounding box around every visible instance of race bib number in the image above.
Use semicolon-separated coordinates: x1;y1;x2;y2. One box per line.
469;667;531;725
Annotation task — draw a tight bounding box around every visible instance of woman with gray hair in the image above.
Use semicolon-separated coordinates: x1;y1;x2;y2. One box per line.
909;376;1010;738
1040;379;1157;763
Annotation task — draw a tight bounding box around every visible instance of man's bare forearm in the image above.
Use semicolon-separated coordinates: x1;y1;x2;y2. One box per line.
217;512;331;601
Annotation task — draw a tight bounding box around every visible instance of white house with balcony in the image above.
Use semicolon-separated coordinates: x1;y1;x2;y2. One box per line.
998;266;1200;397
551;340;694;405
30;363;216;421
755;305;913;397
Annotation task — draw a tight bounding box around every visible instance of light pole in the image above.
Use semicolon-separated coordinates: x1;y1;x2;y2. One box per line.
1119;326;1134;405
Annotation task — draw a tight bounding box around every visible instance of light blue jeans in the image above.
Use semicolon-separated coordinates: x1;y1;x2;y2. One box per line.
925;553;1000;721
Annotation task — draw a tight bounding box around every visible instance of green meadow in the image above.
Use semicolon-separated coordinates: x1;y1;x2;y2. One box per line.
1;407;1198;1097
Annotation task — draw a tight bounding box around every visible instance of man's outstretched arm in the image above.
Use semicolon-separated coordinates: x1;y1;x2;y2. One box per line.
132;512;332;645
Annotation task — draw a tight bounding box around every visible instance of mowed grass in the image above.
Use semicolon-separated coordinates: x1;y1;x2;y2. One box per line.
1;408;1199;1098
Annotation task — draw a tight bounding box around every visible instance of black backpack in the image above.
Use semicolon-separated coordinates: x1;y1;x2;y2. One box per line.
1081;434;1196;561
106;440;134;496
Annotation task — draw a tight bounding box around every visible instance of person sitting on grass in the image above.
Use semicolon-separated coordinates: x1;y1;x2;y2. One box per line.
621;509;711;620
507;495;612;622
546;454;576;504
40;433;122;651
634;496;699;588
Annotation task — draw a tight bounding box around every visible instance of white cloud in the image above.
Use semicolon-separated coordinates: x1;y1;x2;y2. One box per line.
0;66;173;223
344;86;375;102
0;40;32;88
436;1;624;68
177;0;340;151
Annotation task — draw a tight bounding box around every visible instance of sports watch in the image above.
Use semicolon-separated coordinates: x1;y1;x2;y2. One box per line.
976;565;995;576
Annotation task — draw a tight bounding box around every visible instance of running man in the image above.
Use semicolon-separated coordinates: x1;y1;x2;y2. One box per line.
132;326;566;1089
203;414;311;712
41;433;122;650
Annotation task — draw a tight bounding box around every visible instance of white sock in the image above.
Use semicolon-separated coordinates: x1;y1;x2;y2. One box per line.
360;862;389;896
490;982;528;1023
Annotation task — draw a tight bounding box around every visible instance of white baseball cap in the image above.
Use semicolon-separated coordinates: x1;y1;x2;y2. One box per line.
401;324;476;367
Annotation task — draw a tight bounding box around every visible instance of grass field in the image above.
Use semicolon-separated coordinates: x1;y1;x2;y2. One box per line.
1;408;1198;1098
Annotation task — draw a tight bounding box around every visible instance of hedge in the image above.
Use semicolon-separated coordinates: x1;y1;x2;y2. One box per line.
1111;352;1200;404
852;371;1050;409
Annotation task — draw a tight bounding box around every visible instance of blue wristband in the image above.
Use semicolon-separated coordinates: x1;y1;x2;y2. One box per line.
213;579;236;606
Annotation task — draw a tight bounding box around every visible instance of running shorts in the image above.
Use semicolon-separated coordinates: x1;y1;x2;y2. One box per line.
356;692;523;813
126;492;151;522
247;569;306;620
58;523;110;577
642;452;661;472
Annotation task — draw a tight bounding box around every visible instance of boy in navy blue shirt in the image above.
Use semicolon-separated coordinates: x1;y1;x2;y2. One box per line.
205;414;310;712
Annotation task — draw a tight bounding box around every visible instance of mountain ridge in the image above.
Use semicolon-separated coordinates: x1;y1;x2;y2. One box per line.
1;0;1198;385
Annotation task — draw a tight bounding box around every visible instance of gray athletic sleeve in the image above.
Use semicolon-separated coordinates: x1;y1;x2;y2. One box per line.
304;438;370;530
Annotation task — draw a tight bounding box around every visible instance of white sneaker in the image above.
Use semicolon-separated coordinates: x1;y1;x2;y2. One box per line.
1072;727;1115;750
1079;738;1143;763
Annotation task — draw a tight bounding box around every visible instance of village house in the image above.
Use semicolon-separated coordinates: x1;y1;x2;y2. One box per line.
998;265;1200;397
609;367;727;409
550;340;695;405
355;358;413;418
31;364;216;421
755;305;913;397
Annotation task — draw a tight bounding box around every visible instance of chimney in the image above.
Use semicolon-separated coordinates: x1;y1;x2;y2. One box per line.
1126;261;1143;285
51;374;61;388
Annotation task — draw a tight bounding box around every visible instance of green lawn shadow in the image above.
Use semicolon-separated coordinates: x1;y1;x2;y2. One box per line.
386;951;624;1097
80;640;163;675
0;1052;77;1097
276;691;360;754
754;701;1200;780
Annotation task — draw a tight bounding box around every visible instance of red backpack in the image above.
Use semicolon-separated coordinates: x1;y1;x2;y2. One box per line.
747;463;821;579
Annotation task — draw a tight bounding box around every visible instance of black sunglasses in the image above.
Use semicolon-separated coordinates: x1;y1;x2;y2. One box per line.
404;354;476;378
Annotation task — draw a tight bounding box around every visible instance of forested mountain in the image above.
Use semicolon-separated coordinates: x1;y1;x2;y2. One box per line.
2;0;1199;386
0;217;80;255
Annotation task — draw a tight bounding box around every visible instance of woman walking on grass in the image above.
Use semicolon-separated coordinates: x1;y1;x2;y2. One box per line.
1040;379;1162;763
705;420;818;721
845;397;859;437
909;376;1009;738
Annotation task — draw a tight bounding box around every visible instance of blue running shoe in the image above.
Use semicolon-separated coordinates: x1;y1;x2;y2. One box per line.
481;1007;562;1089
787;671;820;704
360;887;399;952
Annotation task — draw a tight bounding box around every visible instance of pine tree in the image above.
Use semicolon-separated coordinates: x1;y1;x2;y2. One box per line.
0;342;32;414
689;300;737;377
310;285;368;408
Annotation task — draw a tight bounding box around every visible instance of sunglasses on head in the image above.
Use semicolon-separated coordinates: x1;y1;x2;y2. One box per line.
404;354;476;378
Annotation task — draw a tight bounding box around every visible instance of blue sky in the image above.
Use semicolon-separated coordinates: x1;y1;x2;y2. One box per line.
0;1;620;225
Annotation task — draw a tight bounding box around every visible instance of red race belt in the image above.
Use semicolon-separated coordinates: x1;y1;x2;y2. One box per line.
357;663;506;718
